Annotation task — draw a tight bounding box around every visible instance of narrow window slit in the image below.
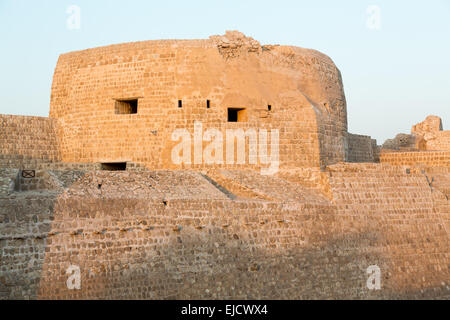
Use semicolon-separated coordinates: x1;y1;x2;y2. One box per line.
101;163;127;171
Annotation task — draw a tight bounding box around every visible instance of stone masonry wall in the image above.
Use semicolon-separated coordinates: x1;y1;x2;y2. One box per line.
410;115;450;151
426;131;450;151
49;32;347;170
380;151;450;167
0;169;18;195
326;163;449;296
0;168;448;299
0;195;55;299
0;115;61;163
0;154;101;171
345;133;377;163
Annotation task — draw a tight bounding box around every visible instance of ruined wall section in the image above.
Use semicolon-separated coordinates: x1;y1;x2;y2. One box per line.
0;115;61;168
382;116;450;152
49;33;347;170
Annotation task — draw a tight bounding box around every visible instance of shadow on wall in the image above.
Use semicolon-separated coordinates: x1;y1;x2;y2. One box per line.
0;194;56;299
0;171;90;299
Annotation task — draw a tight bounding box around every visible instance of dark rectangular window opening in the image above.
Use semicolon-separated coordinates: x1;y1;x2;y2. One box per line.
101;162;127;171
268;105;272;111
178;100;183;108
228;108;247;122
207;100;211;109
115;99;138;114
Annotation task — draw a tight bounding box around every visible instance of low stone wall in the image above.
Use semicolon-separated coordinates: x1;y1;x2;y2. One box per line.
0;167;448;299
346;133;377;163
380;151;450;167
0;154;101;171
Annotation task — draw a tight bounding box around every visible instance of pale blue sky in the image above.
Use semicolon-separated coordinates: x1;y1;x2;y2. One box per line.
0;0;449;143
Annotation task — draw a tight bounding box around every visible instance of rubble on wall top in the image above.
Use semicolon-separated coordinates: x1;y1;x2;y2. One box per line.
210;30;262;58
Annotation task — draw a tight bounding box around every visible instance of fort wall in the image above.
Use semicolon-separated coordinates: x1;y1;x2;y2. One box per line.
0;32;448;300
425;131;450;151
0;167;448;299
345;133;378;163
49;32;347;170
380;151;450;167
0;169;18;195
326;163;449;296
0;115;61;168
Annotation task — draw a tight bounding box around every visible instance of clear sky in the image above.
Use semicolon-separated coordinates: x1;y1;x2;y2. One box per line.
0;0;449;143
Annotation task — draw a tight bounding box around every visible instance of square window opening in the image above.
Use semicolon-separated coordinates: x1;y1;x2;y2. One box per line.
115;99;138;114
228;108;247;122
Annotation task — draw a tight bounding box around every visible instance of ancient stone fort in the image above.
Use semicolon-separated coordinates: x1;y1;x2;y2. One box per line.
0;31;449;299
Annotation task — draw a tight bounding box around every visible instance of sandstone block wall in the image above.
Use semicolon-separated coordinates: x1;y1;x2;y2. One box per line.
380;151;450;167
382;115;450;152
0;195;54;299
0;155;102;171
326;163;449;297
0;115;61;163
49;31;348;170
345;133;377;163
1;168;448;299
426;131;450;151
0;169;18;195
